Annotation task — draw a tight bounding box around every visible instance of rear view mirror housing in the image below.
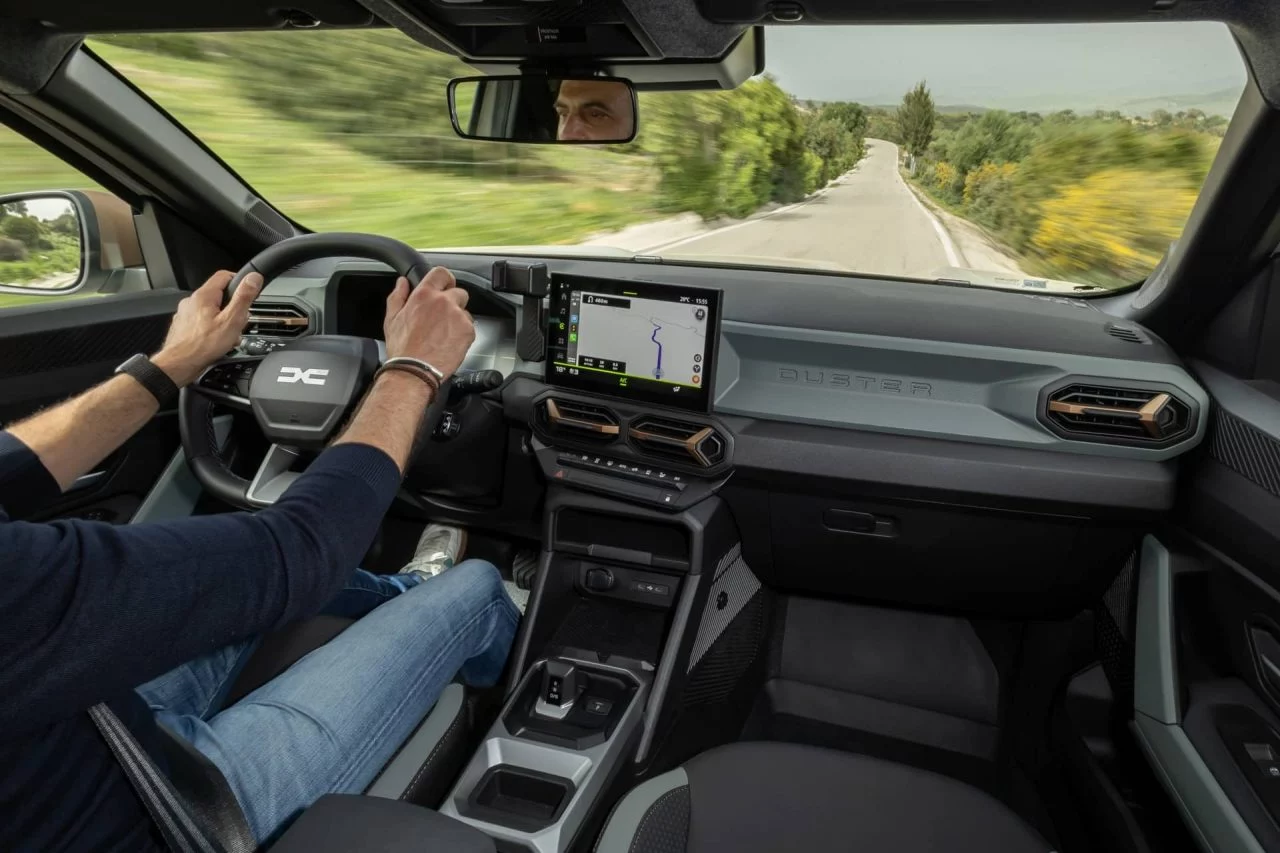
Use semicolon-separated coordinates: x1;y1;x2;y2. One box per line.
448;75;638;145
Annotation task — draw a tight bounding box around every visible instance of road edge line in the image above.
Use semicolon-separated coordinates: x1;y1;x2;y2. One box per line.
897;168;965;269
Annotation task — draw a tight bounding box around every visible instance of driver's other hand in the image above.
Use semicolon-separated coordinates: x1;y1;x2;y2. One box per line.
153;270;262;387
384;267;475;380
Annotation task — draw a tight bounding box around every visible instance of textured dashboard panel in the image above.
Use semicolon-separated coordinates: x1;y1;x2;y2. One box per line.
1209;407;1280;498
713;320;1209;461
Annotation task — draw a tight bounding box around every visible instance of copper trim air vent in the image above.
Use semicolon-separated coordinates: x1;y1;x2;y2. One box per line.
628;416;726;468
246;302;310;338
1043;383;1192;445
542;399;620;439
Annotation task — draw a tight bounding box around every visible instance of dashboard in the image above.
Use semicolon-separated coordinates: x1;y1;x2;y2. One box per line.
241;252;1211;617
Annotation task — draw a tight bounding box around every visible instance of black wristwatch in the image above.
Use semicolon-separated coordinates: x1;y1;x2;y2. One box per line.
115;353;180;409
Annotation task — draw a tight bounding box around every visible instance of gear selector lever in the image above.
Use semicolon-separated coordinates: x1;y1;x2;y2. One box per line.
535;659;580;721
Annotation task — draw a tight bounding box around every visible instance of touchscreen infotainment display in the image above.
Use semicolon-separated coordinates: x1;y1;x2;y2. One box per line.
545;275;722;412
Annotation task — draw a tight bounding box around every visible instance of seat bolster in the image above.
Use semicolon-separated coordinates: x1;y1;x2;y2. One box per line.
595;768;690;853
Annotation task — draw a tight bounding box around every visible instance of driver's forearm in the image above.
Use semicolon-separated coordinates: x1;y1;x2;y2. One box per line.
7;373;162;493
332;370;434;473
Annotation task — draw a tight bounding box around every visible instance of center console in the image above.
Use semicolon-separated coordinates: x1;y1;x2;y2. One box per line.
441;274;751;852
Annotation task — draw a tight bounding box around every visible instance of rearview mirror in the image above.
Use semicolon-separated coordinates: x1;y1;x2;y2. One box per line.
448;75;638;144
0;193;84;292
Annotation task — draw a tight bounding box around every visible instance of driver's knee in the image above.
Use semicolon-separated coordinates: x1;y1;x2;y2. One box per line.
415;558;516;620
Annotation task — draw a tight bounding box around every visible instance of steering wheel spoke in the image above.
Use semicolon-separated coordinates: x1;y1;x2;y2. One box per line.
191;358;262;411
245;444;304;507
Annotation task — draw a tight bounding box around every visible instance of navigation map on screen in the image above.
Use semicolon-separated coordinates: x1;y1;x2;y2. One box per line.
570;292;708;388
546;276;721;412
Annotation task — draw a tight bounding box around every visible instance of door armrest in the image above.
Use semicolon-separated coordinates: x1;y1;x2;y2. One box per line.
270;795;495;853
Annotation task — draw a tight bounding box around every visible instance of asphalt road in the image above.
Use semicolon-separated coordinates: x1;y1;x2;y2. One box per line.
658;139;959;278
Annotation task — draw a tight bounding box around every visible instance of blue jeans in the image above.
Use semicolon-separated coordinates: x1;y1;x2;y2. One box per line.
135;561;519;843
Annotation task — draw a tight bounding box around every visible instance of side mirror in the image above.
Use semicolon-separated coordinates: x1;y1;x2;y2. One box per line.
448;75;637;145
0;193;85;292
0;190;144;299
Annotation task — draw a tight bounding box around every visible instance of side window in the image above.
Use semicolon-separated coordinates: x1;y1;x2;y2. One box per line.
0;124;148;310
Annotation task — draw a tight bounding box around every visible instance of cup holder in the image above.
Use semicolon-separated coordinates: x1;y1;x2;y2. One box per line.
465;765;575;831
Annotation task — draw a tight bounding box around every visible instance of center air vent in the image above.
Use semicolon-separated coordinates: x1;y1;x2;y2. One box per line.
246;302;310;338
1043;383;1192;445
541;399;620;441
629;416;726;468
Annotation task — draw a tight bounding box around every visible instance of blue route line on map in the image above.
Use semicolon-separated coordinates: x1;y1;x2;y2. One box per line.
650;324;663;379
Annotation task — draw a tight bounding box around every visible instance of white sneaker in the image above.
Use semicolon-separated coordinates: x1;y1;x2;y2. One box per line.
399;523;467;580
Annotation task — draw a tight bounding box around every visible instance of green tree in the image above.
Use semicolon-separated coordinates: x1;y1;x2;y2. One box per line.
49;212;79;236
934;110;1033;177
897;81;936;159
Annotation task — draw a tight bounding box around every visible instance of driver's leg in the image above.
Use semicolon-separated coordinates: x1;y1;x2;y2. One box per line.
166;558;518;843
136;637;260;721
135;568;420;719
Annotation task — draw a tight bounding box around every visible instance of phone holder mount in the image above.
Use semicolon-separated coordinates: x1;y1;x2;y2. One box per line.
492;260;549;362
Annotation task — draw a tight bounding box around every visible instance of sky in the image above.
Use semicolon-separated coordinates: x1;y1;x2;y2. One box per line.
764;22;1247;115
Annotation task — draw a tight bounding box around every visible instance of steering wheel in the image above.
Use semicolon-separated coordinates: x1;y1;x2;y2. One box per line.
179;233;454;510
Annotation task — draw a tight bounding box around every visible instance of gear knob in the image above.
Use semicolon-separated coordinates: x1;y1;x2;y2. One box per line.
542;659;580;707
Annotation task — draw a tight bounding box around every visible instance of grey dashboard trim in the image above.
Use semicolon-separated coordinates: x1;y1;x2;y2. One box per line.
1134;536;1182;725
714;320;1208;461
727;418;1177;511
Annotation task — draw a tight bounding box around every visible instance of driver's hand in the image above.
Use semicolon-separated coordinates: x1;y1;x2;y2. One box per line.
384;267;475;379
154;270;262;387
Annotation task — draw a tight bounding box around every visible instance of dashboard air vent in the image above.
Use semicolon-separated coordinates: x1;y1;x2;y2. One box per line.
1045;384;1191;444
629;416;726;468
541;399;620;441
246;302;310;338
1105;323;1151;344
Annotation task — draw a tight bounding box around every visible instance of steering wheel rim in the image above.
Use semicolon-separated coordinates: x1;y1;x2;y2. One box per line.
224;232;432;304
181;233;449;510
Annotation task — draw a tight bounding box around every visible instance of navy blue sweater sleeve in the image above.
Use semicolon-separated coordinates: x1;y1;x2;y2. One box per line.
0;432;62;517
0;433;402;738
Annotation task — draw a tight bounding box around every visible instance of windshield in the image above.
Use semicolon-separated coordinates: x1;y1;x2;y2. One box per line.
88;23;1244;292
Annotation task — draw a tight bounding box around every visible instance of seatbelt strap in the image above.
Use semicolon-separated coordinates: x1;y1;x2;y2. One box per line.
88;703;225;853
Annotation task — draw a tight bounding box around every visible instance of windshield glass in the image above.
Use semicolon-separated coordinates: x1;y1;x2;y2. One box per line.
88;23;1244;292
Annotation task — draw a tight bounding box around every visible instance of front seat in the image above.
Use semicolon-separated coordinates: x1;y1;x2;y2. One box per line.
596;742;1050;853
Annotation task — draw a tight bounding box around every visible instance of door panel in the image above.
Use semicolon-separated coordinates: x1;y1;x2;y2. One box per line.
1136;358;1280;852
0;290;185;522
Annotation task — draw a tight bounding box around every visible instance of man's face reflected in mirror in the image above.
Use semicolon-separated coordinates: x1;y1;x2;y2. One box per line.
554;80;635;142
